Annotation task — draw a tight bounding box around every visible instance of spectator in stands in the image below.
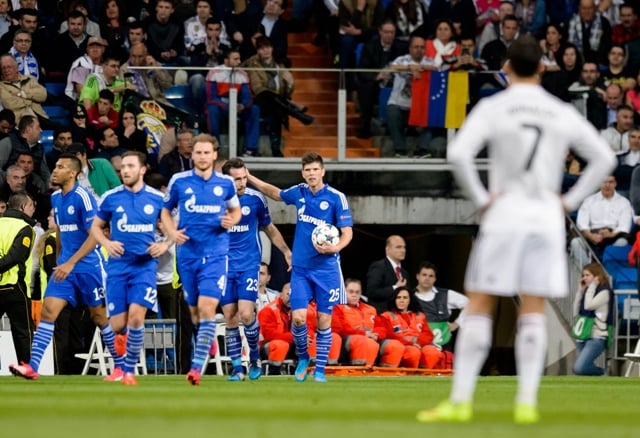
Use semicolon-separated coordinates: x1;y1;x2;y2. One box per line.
625;71;640;119
0;115;47;182
0;0;11;40
47;10;88;78
59;0;101;38
477;0;514;53
604;82;625;127
601;104;634;153
143;0;183;65
115;110;147;155
332;278;385;366
386;35;437;158
0;161;47;225
157;127;193;180
258;282;342;374
0;108;15;139
355;19;403;139
365;234;409;313
45;127;73;172
613;126;640;195
80;52;133;112
243;36;313;157
94;126;127;162
336;0;384;85
413;261;467;351
99;0;127;61
379;286;443;369
256;261;280;312
539;23;565;70
70;104;95;153
384;0;423;51
14;150;44;193
183;0;214;65
9;28;40;80
65;35;107;104
246;0;289;65
450;36;488;108
427;0;477;39
611;2;640;45
67;142;121;197
481;14;519;71
572;262;613;376
566;0;612;65
570;174;634;267
122;20;146;54
0;8;43;61
424;19;461;68
120;42;174;104
0;55;47;126
86;89;119;132
556;42;583;88
206;47;260;157
568;63;607;130
513;0;546;37
600;44;636;91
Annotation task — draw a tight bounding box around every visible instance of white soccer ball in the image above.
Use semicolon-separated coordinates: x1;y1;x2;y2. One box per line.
311;223;340;247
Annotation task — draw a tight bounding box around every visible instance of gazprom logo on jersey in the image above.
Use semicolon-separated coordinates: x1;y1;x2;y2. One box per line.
297;205;324;226
229;224;250;232
58;224;79;232
117;213;154;233
184;194;222;214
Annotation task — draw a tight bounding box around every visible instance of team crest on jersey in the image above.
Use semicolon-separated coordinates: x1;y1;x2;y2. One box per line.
319;201;329;210
213;186;223;196
241;206;251;215
108;302;115;312
144;204;154;215
67;205;75;215
116;206;124;212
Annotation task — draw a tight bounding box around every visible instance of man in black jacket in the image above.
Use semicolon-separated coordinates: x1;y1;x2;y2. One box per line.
365;234;409;313
158;128;194;180
355;20;404;139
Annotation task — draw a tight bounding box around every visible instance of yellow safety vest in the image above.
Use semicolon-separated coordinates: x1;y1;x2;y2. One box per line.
0;216;35;295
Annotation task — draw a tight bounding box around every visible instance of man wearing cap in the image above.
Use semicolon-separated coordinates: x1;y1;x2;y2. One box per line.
47;10;89;76
65;36;107;104
67;142;121;197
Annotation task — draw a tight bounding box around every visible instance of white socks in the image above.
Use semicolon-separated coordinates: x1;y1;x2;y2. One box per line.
515;313;547;406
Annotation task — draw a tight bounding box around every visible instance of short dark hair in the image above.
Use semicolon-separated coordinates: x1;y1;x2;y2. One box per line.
18;115;37;134
98;89;115;103
122;150;147;167
221;157;246;175
128;20;144;31
145;172;167;190
58;152;82;174
255;36;272;50
417;261;438;275
205;17;221;27
0;108;15;124
506;35;542;77
301;151;323;168
68;9;86;22
7;191;33;210
54;127;72;140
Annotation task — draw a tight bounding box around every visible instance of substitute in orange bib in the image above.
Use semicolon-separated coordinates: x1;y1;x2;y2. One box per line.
333;278;389;366
379;286;443;369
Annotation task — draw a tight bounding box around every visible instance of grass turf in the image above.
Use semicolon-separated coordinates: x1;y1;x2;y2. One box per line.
1;375;639;438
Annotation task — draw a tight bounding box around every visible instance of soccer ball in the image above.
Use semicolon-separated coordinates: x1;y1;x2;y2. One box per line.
311;223;340;247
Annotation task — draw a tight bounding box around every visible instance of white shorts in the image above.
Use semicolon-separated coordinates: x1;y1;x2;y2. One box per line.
464;229;568;298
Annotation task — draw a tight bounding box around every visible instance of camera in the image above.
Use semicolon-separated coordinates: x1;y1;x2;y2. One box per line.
461;48;470;56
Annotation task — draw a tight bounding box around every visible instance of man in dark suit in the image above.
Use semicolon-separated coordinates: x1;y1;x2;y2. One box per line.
355;19;404;139
365;235;409;313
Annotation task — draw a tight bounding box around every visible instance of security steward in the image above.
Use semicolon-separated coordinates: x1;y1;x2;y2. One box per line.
0;191;37;364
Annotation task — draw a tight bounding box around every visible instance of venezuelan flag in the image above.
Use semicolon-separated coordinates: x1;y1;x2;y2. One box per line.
408;70;469;129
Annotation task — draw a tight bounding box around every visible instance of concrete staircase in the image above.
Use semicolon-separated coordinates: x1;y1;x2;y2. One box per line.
283;33;380;158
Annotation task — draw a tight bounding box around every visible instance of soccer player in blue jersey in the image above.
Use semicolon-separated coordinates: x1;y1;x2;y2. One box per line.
161;134;242;386
248;152;353;383
220;158;292;381
89;151;168;385
9;153;124;380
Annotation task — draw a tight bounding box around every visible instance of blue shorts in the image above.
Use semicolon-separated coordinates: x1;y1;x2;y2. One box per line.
220;267;259;307
178;255;228;307
289;265;345;314
44;269;105;309
106;263;159;316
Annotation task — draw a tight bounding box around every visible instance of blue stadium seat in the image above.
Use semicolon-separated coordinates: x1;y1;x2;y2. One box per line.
378;86;392;124
44;82;68;106
602;245;638;312
164;85;194;113
355;43;364;67
42;105;70;126
40;129;54;155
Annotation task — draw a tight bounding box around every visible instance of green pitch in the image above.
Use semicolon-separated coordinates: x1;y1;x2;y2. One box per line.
1;375;639;438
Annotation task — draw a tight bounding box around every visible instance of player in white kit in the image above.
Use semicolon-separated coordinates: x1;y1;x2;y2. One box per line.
416;35;617;424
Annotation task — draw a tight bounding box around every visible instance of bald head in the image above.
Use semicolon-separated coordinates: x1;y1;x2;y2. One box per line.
129;43;149;67
385;235;406;264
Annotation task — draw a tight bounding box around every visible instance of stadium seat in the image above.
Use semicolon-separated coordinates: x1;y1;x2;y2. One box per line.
40;129;54;155
378;87;392;124
44;82;66;106
602;245;637;290
75;327;147;376
624;338;640;377
42;105;70;126
355;43;364;68
164;85;194;113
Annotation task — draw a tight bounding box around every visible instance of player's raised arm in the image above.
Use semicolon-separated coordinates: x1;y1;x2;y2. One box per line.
246;169;282;201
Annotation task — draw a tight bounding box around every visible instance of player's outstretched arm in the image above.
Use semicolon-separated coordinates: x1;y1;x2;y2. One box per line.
89;216;124;258
246;169;282;201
